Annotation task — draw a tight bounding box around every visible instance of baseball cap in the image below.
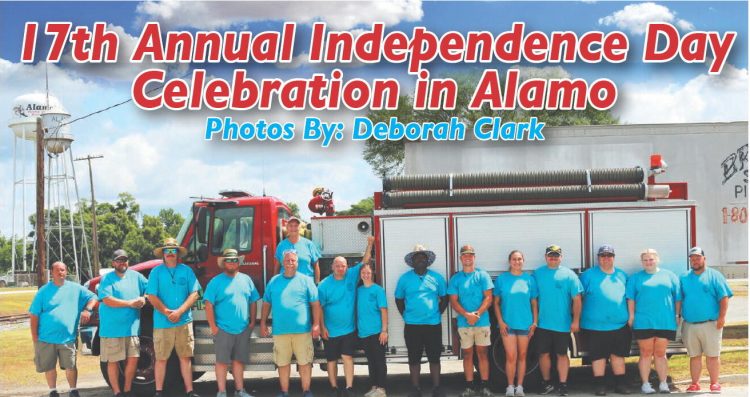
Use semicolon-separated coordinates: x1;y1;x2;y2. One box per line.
287;216;301;224
545;245;562;255
597;245;616;256
460;245;476;255
112;249;128;261
688;246;705;257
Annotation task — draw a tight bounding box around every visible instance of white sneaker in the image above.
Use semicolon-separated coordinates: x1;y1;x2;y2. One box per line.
505;385;515;397
514;385;525;397
658;382;670;394
642;383;656;394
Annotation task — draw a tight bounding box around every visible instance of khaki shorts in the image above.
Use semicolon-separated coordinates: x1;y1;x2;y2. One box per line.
154;323;195;360
272;333;314;367
100;336;141;363
34;340;77;372
458;326;491;350
682;321;723;357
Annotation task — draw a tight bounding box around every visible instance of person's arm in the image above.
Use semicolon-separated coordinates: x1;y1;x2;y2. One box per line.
146;294;172;317
627;299;635;327
362;236;375;265
477;289;493;317
169;291;199;322
80;297;98;325
492;296;508;336
571;294;582;332
438;295;449;314
379;307;389;345
30;314;39;343
310;301;322;339
319;302;329;340
314;261;321;284
249;300;258;330
675;299;682;327
260;302;272;337
395;298;405;317
272;258;280;277
529;298;539;337
717;296;729;329
205;301;218;335
102;296;144;309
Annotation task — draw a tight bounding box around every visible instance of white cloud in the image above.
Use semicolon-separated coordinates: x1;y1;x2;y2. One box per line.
136;0;423;30
598;2;694;35
613;64;748;123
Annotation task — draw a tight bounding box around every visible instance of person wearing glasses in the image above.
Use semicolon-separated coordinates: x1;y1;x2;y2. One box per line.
580;245;631;396
145;238;202;397
204;249;260;397
98;249;148;397
261;249;321;397
533;245;583;397
273;216;322;283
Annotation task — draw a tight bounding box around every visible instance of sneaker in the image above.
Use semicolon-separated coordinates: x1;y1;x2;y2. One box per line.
70;391;81;397
302;391;315;397
187;392;202;397
595;384;607;396
540;382;556;395
641;383;656;395
49;392;59;397
478;386;494;397
557;383;568;396
153;392;164;397
407;387;423;397
514;386;525;397
275;393;289;397
342;388;353;397
217;392;227;397
330;388;341;397
235;390;255;397
115;393;126;397
613;384;631;395
432;386;447;397
364;389;377;397
709;384;721;394
461;387;477;397
658;382;670;394
505;385;515;397
685;384;701;393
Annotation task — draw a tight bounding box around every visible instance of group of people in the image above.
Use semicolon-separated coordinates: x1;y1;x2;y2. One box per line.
28;214;733;397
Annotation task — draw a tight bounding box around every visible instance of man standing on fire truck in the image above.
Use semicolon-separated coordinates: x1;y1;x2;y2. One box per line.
273;216;322;283
146;238;202;397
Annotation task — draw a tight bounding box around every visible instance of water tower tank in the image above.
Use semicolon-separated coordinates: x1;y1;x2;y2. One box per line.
8;93;71;140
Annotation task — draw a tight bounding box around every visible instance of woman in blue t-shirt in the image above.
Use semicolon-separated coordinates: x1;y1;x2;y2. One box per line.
493;250;538;397
626;249;682;395
356;262;388;397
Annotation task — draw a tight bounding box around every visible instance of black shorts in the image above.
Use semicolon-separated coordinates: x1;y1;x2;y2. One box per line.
404;324;442;364
535;328;570;356
583;325;632;360
324;331;357;361
633;329;676;341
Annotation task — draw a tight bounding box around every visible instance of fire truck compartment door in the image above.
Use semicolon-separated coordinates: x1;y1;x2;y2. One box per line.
453;212;585;276
380;216;452;355
589;208;691;275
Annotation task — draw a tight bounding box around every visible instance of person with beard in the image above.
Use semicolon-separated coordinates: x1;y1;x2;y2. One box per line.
204;249;260;397
146;238;202;397
98;249;148;397
680;247;733;394
395;245;449;397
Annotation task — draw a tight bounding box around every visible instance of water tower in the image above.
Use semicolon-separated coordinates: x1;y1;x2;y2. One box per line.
8;93;92;282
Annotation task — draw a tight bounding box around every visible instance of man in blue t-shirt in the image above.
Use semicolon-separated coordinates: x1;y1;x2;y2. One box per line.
261;249;321;397
204;248;259;397
580;245;631;396
273;216;322;283
29;261;97;397
98;249;148;397
533;245;583;396
680;247;733;394
448;245;494;397
395;245;448;397
318;236;373;397
145;238;202;397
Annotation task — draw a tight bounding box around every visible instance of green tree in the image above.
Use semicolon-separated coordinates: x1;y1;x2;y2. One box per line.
286;201;301;217
363;73;618;177
336;197;374;216
158;208;185;237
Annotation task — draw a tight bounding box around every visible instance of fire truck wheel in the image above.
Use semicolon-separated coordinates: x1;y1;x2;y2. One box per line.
489;330;541;389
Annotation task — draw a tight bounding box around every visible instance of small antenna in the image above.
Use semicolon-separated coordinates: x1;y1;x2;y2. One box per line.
45;62;50;107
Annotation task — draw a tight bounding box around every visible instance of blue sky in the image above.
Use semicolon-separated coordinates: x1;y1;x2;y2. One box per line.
0;0;747;237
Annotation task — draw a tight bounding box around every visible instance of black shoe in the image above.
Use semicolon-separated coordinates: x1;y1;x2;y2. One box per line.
432;386;447;397
558;384;569;396
153;392;164;397
595;385;607;396
70;391;81;397
187;391;202;397
331;387;341;397
613;385;631;395
49;392;59;397
408;387;423;397
115;393;126;397
540;382;556;395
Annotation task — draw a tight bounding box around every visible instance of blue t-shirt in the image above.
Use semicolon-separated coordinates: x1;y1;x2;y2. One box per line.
680;268;733;323
98;270;148;338
394;269;447;325
626;269;682;331
29;281;96;344
580;266;629;331
318;262;363;337
145;263;201;329
447;269;493;328
203;272;260;335
275;237;321;278
263;272;319;335
493;272;538;331
534;265;584;333
357;284;388;338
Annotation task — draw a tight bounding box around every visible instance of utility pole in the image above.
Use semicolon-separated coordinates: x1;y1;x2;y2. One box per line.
35;117;46;288
75;154;103;276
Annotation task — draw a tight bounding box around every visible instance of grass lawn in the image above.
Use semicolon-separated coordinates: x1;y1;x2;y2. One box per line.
0;289;36;316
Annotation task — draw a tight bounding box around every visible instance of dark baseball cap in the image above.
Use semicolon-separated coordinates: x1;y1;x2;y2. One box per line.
597;245;616;256
545;245;562;255
112;249;128;260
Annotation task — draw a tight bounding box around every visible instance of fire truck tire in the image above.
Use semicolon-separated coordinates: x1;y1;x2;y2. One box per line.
489;331;541;389
98;335;182;396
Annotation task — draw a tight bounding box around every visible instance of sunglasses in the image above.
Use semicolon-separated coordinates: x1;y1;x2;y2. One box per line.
546;253;561;257
599;254;615;258
163;248;178;255
224;258;239;264
114;258;128;263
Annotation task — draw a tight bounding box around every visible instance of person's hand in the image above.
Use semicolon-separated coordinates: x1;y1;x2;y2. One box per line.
716;318;725;329
210;324;219;336
676;315;682;327
248;320;256;332
80;310;92;324
627;316;634;328
497;320;509;337
167;309;181;323
528;323;537;338
311;324;321;339
131;298;146;309
379;331;388;345
571;320;580;333
367;236;375;245
465;311;480;326
261;323;271;337
321;326;330;341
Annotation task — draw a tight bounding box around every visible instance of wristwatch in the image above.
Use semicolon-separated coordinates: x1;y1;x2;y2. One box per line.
83;308;93;313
